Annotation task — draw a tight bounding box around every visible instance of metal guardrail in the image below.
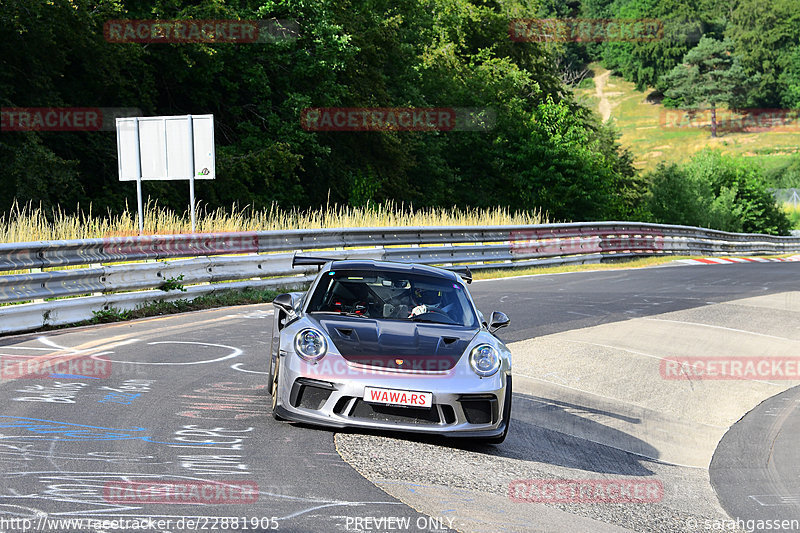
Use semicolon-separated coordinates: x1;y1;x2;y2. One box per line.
1;222;799;335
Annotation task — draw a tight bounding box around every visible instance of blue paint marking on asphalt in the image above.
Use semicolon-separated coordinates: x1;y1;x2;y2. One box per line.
49;373;99;379
0;416;211;445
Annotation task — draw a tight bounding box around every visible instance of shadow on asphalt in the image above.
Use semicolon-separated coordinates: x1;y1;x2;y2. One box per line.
275;391;660;477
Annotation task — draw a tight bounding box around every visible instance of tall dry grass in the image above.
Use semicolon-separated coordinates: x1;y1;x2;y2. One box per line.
0;201;546;243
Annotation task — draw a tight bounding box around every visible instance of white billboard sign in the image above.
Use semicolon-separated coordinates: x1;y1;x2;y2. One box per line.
116;114;214;181
116;114;215;232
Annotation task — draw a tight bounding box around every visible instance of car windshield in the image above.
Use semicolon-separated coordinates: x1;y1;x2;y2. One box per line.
305;269;478;327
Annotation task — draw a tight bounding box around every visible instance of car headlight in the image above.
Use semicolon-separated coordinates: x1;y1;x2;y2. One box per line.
294;328;327;362
469;344;501;377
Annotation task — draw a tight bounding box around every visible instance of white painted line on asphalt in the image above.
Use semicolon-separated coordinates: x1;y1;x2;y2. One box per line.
279;501;402;521
37;336;140;355
641;318;797;342
230;363;268;374
96;341;242;365
560;339;666;362
559;338;785;386
223;309;274;319
0;347;52;351
749;494;800;506
565;311;596;317
57;500;405;522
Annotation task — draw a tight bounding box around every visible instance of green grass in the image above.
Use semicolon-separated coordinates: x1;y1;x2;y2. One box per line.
472;255;693;279
57;287;285;329
574;65;800;173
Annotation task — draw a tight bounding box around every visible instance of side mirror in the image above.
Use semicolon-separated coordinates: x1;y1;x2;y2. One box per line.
488;311;510;333
272;293;295;314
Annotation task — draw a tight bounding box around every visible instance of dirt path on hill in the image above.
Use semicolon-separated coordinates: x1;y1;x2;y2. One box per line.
595;69;613;122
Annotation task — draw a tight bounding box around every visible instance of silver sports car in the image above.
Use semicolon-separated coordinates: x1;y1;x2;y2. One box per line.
268;257;512;443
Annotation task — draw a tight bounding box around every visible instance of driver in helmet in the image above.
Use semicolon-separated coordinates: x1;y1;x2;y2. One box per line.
409;286;442;318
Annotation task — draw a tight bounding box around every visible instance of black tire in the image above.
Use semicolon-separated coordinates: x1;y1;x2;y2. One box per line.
485;377;512;444
268;350;277;395
270;356;284;421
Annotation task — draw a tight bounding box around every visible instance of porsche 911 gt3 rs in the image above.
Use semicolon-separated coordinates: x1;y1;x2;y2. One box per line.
268;257;512;443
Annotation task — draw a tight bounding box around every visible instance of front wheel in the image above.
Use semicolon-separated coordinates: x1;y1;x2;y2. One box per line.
270;356;284;420
484;378;512;444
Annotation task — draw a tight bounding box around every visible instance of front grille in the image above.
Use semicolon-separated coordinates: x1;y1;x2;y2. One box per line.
350;399;440;425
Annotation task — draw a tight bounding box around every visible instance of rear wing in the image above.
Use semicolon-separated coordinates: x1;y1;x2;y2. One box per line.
446;265;473;284
462;265;472;284
291;254;336;270
293;254;473;282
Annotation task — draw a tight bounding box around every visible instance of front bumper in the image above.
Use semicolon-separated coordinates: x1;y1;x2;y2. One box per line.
275;353;510;438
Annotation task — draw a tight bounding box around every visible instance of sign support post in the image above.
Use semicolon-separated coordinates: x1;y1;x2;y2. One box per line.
187;115;196;232
133;117;144;235
116;114;214;235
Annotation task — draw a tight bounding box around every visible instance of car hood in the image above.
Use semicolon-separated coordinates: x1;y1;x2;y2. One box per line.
310;316;477;371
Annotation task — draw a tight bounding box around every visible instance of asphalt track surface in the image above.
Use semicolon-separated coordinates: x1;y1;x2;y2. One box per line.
710;384;800;530
0;262;797;533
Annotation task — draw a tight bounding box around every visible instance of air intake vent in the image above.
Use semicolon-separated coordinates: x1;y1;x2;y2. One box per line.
459;394;498;424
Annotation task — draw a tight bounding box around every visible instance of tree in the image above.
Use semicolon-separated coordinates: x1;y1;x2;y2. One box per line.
0;0;641;221
646;151;791;235
726;0;800;107
660;37;756;137
778;46;800;108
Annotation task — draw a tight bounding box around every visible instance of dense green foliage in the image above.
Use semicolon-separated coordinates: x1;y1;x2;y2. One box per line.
547;0;800;107
0;0;793;235
647;151;791;235
726;0;800;108
0;0;641;223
